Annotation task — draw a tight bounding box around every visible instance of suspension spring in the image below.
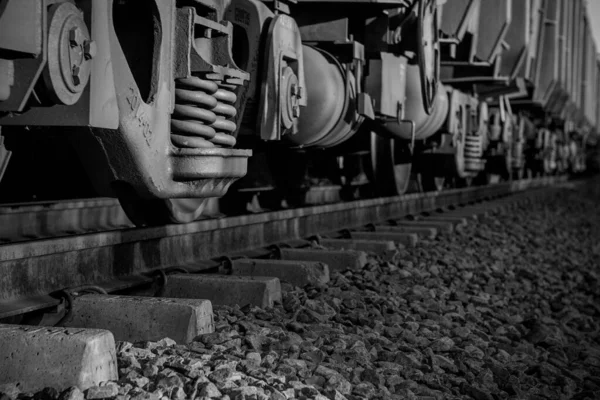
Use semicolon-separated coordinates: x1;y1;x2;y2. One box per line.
464;135;484;172
512;141;524;169
170;76;238;149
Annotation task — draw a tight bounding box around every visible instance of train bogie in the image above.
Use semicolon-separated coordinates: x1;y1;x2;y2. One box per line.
220;0;445;204
0;0;598;226
0;0;254;224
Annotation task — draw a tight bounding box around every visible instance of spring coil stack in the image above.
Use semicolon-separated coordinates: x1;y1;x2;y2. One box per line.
464;135;484;173
170;76;238;149
512;140;524;172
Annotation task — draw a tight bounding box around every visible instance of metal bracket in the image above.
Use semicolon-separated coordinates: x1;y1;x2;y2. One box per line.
358;93;375;120
55;285;108;326
0;60;14;102
217;256;235;274
306;234;321;245
272;0;297;14
397;102;416;153
258;13;306;140
268;243;292;259
0;130;12;185
402;119;416;154
174;7;249;82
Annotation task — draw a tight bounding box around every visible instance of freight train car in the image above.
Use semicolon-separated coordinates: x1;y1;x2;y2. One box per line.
0;0;597;226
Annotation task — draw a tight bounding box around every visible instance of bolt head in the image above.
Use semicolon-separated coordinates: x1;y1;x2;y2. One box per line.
83;40;97;60
69;27;84;47
72;65;81;86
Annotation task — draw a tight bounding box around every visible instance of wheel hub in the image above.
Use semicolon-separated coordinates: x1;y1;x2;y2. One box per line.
280;64;301;131
43;2;95;105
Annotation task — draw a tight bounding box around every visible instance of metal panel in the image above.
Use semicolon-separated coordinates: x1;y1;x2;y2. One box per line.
545;0;568;115
567;0;575;99
474;0;511;63
0;0;42;55
525;0;545;82
576;2;586;114
532;0;559;106
557;0;569;93
596;61;600;132
440;0;478;40
582;18;597;127
570;0;582;111
500;0;529;79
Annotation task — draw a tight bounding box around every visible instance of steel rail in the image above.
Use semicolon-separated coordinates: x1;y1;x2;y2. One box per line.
0;185;347;243
0;198;131;243
0;176;566;319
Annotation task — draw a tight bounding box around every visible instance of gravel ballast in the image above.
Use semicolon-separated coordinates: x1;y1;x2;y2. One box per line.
2;181;600;400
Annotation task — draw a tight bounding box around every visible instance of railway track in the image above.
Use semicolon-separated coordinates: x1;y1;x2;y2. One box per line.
0;198;131;243
0;175;572;393
0;176;563;318
1;0;598;397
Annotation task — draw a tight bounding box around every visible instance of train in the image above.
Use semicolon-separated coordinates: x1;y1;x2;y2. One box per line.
0;0;598;226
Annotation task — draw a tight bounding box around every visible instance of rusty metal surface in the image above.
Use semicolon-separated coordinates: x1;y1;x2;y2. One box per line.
0;295;61;320
0;198;131;243
0;176;566;315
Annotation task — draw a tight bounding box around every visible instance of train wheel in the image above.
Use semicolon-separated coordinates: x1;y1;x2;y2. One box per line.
419;173;445;192
455;176;474;188
370;133;412;196
512;167;525;180
485;174;501;184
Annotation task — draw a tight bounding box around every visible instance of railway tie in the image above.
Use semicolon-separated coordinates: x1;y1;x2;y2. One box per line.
0;176;574;393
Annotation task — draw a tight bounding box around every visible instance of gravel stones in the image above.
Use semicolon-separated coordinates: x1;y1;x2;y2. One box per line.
85;383;119;399
5;183;600;400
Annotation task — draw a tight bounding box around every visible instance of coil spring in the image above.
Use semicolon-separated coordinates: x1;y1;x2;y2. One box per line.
464;135;484;171
171;77;238;149
512;141;524;168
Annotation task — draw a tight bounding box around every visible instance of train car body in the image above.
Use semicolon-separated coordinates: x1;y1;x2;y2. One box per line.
0;0;598;226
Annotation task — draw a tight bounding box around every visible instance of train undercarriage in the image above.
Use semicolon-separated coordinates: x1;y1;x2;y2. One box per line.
0;0;597;226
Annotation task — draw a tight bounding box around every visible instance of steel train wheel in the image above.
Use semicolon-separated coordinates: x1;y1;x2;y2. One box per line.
458;177;474;187
420;174;445;192
512;167;525;180
370;133;412;196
